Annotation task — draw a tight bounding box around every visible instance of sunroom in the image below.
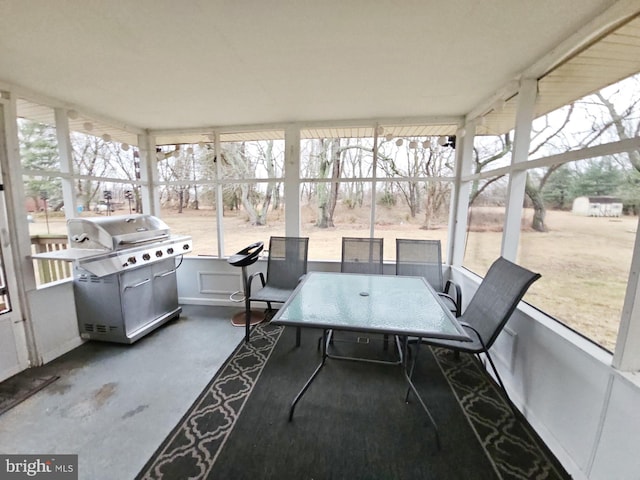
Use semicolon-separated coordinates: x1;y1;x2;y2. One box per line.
1;1;640;479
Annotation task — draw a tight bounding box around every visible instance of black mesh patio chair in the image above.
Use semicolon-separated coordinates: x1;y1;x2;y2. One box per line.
326;237;385;350
341;237;384;274
245;236;309;344
396;238;461;317
410;256;540;417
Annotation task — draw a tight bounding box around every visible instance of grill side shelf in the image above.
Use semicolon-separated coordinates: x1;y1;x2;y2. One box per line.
31;248;107;262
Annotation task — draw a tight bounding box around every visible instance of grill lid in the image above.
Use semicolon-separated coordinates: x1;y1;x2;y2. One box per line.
67;214;170;251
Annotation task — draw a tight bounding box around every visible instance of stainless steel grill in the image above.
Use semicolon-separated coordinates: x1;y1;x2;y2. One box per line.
33;214;192;343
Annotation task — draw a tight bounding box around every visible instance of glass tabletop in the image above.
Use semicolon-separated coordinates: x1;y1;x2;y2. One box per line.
272;272;469;340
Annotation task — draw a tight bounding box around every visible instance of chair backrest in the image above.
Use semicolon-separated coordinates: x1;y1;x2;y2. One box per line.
461;256;541;349
341;237;384;274
266;236;309;289
395;238;445;292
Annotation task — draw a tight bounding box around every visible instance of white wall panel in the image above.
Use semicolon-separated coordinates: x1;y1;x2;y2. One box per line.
27;282;83;364
0;320;21;381
510;310;611;475
589;374;640;480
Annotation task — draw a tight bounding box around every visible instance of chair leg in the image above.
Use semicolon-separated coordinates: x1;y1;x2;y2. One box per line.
481;351;520;419
317;330;334;350
244;299;251;343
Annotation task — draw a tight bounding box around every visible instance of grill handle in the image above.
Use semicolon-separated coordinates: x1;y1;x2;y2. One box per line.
118;233;169;246
154;269;176;278
124;278;151;290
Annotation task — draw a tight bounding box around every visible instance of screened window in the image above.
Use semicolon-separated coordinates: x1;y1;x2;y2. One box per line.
300;127;456;261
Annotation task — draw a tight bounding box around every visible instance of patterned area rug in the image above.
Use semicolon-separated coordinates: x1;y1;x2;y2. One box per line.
137;324;569;480
433;348;567;479
137;324;283;480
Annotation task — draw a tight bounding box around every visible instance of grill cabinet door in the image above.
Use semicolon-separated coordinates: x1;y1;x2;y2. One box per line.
121;265;155;336
152;259;179;319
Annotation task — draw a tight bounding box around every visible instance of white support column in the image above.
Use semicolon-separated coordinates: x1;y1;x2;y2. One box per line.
137;132;160;216
501;78;537;261
53;108;77;218
284;126;301;237
370;124;379;239
613;215;640;371
214;131;225;257
449;121;476;267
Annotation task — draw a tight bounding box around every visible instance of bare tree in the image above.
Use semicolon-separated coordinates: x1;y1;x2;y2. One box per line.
377;138;453;228
219;140;282;225
72;133;111;210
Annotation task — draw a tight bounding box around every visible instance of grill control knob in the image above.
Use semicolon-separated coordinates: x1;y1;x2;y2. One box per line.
128;256;137;264
183;243;190;250
155;250;163;257
142;253;151;261
167;247;174;254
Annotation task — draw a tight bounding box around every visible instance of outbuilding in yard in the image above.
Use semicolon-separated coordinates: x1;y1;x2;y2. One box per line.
572;196;622;217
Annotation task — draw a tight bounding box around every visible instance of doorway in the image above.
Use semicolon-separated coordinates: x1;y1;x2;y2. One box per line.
0;100;29;382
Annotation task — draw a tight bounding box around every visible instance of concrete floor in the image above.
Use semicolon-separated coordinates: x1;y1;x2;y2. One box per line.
0;305;245;480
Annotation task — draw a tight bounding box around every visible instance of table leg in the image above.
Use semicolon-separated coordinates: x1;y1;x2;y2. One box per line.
404;337;420;403
289;329;328;421
400;336;441;450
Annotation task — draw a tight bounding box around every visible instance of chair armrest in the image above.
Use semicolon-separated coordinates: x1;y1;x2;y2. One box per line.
246;272;266;298
444;280;462;317
459;322;487;350
437;292;458;313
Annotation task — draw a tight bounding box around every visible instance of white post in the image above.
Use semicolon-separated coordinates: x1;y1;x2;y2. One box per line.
53;108;77;218
284;126;301;237
214;131;225;257
613;215;640;371
138;132;160;216
501;78;537;261
449;121;476;267
370;124;378;239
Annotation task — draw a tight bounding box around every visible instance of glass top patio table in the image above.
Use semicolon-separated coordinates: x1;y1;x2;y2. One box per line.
271;272;469;341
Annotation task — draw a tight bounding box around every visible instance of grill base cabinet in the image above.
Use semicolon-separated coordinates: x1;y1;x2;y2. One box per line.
74;258;181;344
31;214;191;344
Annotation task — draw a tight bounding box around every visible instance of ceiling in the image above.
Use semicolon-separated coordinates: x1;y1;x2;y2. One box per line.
1;0;638;144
